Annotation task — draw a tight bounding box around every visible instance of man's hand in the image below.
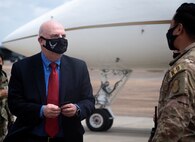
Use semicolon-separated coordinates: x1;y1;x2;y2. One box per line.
43;104;61;118
61;103;77;117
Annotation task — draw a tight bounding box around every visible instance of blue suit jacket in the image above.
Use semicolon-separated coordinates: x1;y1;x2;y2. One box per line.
4;53;95;141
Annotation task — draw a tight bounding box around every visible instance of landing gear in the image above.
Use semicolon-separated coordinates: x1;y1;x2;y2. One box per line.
86;69;131;131
86;109;113;131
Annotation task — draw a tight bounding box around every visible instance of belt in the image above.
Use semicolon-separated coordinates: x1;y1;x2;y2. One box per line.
28;134;65;142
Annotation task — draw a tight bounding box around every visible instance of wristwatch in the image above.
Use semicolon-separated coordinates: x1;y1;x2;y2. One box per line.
75;104;81;117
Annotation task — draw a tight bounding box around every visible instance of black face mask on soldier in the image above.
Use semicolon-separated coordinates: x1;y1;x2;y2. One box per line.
166;25;178;51
172;50;180;59
41;36;68;54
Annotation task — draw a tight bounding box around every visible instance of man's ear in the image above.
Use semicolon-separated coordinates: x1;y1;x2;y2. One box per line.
174;23;183;35
38;36;42;43
38;36;45;46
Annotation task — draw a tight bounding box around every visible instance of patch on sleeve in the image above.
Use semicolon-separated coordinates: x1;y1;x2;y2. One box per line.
171;79;179;94
169;64;184;78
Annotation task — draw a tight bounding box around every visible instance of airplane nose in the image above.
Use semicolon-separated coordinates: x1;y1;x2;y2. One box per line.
3;21;40;44
2;21;41;56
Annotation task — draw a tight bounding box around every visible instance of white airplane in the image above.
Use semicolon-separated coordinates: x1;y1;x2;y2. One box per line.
2;0;194;131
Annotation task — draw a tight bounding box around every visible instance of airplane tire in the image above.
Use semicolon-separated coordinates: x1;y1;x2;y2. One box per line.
86;109;113;131
104;117;113;131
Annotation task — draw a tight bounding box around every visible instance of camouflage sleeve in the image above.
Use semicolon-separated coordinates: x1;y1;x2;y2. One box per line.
152;68;195;142
0;72;8;99
5;99;15;123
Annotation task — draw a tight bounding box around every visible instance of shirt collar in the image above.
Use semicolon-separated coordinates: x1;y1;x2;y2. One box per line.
183;42;195;52
169;42;195;66
41;52;61;68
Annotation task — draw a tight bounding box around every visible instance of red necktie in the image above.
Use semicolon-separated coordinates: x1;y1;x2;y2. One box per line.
45;62;59;137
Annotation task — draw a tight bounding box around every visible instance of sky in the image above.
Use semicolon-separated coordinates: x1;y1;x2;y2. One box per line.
0;0;70;45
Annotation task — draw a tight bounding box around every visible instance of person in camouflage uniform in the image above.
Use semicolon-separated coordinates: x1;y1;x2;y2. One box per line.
0;54;14;142
150;3;195;142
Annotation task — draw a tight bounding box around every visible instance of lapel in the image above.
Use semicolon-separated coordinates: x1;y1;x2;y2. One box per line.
59;55;70;105
33;53;47;104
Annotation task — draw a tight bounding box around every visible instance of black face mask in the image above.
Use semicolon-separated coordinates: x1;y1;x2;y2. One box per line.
41;36;68;54
0;65;2;71
166;25;178;51
172;50;180;59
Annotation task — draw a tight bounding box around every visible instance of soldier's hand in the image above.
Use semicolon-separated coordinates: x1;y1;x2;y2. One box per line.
43;104;61;118
61;103;77;117
0;89;8;98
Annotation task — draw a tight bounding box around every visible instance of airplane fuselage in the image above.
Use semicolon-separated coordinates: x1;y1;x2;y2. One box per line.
2;0;194;70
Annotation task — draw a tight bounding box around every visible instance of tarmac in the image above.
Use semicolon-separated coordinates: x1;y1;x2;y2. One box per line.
83;116;153;142
3;61;166;142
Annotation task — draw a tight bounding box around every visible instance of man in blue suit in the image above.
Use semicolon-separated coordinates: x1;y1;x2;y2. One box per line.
4;20;95;142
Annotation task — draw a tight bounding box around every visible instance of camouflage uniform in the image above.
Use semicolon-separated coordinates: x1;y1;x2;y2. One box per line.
0;70;14;142
152;43;195;142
